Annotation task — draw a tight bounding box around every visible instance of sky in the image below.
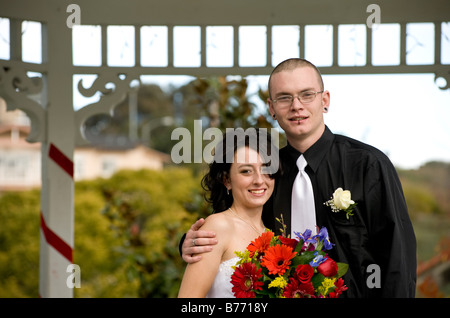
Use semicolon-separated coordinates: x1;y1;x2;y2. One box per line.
0;20;449;170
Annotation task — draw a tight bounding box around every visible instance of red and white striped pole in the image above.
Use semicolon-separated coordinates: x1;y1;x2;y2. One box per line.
40;143;74;262
38;14;75;297
39;141;74;298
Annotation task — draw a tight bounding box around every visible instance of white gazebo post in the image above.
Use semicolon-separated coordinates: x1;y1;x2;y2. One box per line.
38;11;75;298
0;11;75;296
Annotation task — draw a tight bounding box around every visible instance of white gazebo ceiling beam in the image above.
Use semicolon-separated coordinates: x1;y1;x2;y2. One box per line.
3;0;449;81
3;0;449;25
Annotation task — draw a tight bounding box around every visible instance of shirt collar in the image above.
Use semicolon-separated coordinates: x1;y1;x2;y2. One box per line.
285;125;335;173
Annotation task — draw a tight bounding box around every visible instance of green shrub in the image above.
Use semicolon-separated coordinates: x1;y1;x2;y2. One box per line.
0;167;207;298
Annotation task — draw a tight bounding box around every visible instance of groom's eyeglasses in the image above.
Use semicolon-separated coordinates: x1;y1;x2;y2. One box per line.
271;90;323;108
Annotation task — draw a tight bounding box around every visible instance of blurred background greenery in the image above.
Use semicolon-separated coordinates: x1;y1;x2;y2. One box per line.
0;77;448;298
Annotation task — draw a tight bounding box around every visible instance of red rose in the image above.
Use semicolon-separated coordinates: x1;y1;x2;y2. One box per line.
317;258;338;277
279;236;298;250
295;264;314;283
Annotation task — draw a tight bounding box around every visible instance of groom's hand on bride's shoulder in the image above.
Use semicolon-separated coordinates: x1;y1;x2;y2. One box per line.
182;218;218;263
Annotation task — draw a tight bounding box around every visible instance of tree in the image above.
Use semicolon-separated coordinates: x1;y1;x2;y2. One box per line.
82;76;285;156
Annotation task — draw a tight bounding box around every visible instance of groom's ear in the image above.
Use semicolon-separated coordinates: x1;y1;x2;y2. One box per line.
268;98;275;116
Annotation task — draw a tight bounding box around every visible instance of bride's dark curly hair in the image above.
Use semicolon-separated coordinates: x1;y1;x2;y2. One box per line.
201;128;280;213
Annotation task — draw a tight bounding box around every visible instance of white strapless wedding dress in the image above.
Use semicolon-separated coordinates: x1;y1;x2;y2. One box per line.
206;257;239;298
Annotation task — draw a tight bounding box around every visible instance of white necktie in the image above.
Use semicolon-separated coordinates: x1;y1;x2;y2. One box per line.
291;155;316;237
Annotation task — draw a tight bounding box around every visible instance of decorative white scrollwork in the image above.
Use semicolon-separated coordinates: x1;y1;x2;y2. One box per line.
74;71;140;145
0;65;46;143
435;71;450;91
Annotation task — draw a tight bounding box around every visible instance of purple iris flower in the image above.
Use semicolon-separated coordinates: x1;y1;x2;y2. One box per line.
309;251;327;267
294;229;316;244
313;227;335;251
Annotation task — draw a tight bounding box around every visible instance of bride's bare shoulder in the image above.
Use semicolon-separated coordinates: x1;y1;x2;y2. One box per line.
201;211;234;233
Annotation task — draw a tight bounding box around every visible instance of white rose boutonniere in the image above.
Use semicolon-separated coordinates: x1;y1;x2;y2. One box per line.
324;187;357;219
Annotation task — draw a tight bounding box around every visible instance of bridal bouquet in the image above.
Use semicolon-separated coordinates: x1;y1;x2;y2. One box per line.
230;219;349;298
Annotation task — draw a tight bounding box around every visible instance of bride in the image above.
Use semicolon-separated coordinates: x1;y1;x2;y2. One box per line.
178;129;279;298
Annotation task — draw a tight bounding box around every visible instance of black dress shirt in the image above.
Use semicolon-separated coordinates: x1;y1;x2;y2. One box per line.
262;126;417;298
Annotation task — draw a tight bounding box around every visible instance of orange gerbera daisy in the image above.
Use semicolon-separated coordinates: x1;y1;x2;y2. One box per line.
247;231;274;258
261;244;297;275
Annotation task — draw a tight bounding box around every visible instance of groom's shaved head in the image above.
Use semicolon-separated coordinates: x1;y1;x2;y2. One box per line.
268;58;324;99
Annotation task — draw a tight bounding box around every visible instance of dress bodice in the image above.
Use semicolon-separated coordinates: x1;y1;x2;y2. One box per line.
205;257;239;298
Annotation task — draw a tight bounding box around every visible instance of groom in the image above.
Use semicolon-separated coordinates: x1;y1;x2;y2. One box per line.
181;58;417;298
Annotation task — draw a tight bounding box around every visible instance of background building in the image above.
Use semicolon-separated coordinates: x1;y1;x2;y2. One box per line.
0;101;169;191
